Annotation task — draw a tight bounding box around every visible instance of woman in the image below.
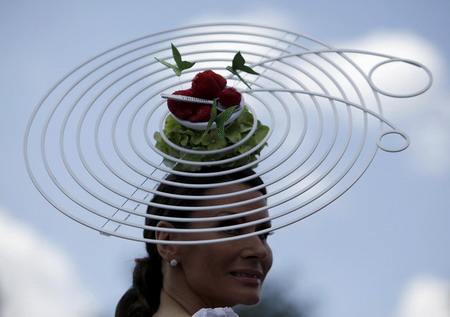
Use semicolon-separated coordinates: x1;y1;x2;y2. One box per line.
116;169;273;317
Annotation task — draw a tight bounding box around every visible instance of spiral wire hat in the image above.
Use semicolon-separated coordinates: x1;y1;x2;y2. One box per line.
24;23;432;244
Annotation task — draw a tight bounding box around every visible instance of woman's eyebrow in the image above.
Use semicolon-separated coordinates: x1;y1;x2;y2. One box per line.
214;211;272;229
214;211;245;224
214;211;236;217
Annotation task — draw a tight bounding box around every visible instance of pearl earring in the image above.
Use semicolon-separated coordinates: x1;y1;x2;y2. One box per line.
170;259;178;267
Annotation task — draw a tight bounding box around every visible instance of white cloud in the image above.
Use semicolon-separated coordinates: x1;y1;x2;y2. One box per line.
337;30;450;176
0;207;98;317
337;29;445;81
394;275;450;317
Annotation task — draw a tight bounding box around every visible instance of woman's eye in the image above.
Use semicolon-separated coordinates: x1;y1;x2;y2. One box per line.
224;228;242;236
218;219;243;236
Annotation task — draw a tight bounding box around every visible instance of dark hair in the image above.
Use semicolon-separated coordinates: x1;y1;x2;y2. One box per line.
115;168;266;317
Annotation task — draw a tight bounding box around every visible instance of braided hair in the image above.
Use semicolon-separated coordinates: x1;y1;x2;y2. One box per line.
115;169;266;316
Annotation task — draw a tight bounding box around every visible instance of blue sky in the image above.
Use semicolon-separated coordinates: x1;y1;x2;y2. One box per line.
1;1;449;317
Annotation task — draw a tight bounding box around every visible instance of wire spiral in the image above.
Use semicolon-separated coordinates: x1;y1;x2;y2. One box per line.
24;23;432;244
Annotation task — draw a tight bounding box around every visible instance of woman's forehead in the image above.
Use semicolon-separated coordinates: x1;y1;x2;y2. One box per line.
195;183;266;210
190;209;271;229
194;183;269;221
201;182;264;198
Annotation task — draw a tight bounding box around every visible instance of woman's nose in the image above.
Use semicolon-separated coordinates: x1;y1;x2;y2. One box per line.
240;234;270;259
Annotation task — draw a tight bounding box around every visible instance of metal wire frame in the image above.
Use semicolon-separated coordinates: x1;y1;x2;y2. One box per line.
24;23;432;244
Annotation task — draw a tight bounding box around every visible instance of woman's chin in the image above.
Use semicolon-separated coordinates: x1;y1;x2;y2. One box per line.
219;292;260;307
235;294;261;306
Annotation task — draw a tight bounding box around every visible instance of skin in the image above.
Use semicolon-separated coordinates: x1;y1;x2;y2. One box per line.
153;183;273;317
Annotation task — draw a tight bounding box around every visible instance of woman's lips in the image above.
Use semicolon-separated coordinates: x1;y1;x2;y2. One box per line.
229;270;263;285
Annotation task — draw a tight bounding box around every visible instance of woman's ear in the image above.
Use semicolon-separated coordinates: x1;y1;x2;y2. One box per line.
155;221;179;261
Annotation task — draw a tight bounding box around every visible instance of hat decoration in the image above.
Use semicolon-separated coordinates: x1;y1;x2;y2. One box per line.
153;45;269;171
24;23;433;244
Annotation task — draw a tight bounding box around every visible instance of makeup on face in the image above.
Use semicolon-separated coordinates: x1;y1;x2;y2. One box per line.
214;211;273;241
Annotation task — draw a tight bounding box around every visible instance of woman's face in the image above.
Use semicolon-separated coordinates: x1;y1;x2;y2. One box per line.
175;183;273;308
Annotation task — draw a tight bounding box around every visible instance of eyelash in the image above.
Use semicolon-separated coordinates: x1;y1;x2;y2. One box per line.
222;225;273;241
224;228;242;236
217;219;238;232
217;221;274;241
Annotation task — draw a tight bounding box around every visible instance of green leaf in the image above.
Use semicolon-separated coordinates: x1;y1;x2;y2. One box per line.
172;43;196;70
155;57;181;76
226;66;237;76
180;60;196;70
215;106;237;139
171;43;182;67
172;43;195;71
217;106;237;123
155;43;196;76
203;99;218;136
216;106;236;124
232;51;246;69
224;122;242;143
240;65;259;75
227;52;260;89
